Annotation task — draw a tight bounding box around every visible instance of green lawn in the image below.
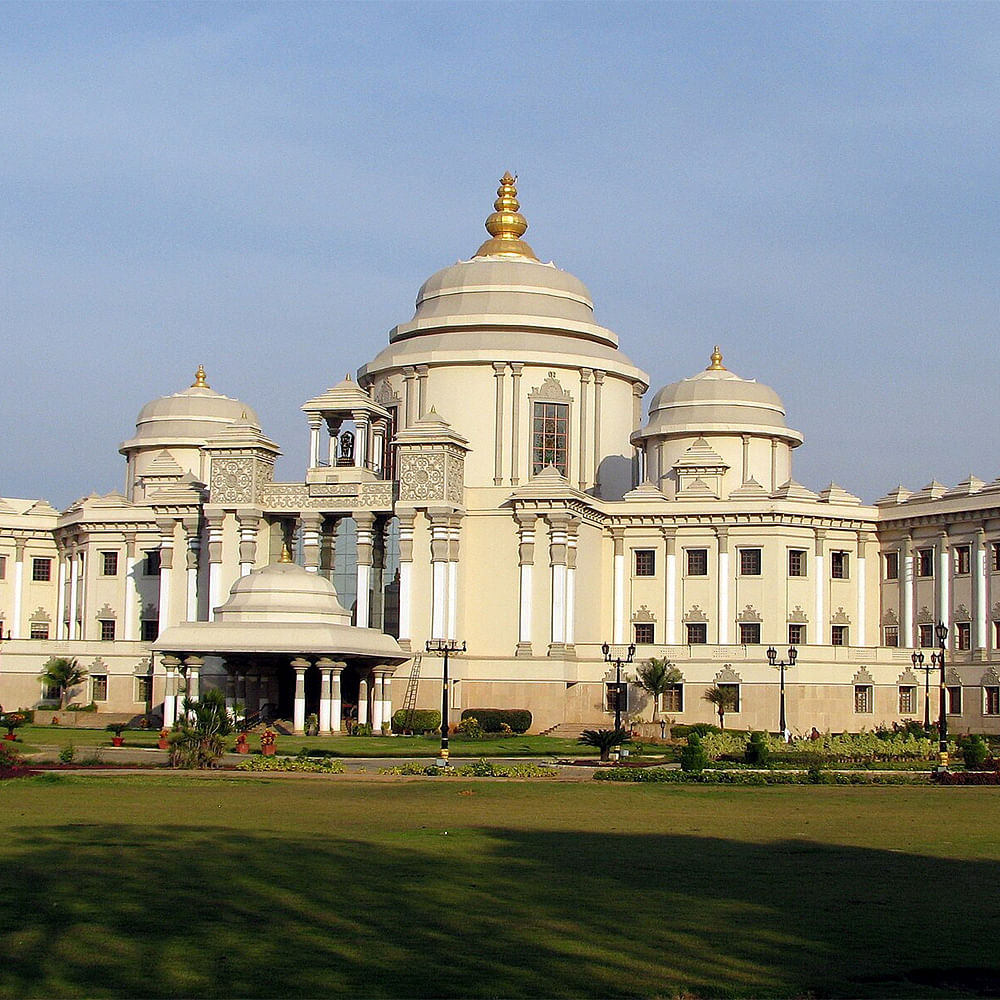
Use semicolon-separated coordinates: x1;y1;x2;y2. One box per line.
1;776;999;998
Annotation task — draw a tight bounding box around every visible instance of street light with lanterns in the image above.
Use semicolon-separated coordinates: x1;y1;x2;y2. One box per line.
425;639;466;766
602;641;635;731
910;650;933;729
766;645;797;739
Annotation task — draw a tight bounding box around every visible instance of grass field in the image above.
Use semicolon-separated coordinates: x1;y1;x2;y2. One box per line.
2;776;999;998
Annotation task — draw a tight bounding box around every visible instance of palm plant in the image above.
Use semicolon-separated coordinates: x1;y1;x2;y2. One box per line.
578;728;631;762
634;658;682;723
40;657;88;710
169;688;232;769
703;684;738;729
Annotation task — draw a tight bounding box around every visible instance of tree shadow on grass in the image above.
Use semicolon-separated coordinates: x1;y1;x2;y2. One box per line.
1;822;999;998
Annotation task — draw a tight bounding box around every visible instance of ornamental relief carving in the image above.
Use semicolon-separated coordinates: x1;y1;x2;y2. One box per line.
211;458;255;504
359;483;393;509
446;453;465;504
852;667;874;685
529;371;573;403
399;454;446;502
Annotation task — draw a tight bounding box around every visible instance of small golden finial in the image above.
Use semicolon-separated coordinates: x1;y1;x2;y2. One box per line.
279;546;293;563
474;172;538;260
192;364;210;388
707;346;726;371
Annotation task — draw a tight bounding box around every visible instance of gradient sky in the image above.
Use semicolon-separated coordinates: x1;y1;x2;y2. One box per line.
2;1;997;508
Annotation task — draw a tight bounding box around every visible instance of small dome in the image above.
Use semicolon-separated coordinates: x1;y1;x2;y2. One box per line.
638;348;802;444
215;559;351;625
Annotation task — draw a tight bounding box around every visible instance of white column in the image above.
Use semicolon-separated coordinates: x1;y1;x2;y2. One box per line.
565;522;578;647
318;661;333;734
372;673;384;732
237;513;259;577
975;528;988;650
301;513;323;573
814;529;826;645
352;410;369;470
68;550;80;640
381;669;393;730
358;676;369;726
55;548;67;641
308;417;322;469
938;532;950;629
185;657;202;712
162;659;179;727
612;528;625;645
717;528;730;645
185;524;200;622
430;513;449;640
11;540;26;639
856;532;867;647
902;538;914;648
76;550;87;638
447;519;461;642
206;515;224;615
331;663;344;733
548;514;568;651
292;659;308;734
123;534;138;640
515;512;535;655
397;513;415;649
355;512;374;628
156;519;176;634
664;530;677;645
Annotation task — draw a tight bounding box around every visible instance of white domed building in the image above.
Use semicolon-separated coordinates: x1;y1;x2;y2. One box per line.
1;173;999;737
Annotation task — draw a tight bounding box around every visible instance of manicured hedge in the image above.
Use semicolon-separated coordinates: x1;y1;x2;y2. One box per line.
390;709;441;734
459;709;532;733
933;769;1000;785
594;767;927;785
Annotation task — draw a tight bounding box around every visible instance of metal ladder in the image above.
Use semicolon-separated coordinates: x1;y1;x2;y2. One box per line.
399;654;422;733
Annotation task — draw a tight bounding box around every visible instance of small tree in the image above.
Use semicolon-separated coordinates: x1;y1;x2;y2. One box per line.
578;728;631;762
703;685;738;730
635;658;682;723
40;657;88;710
169;688;232;769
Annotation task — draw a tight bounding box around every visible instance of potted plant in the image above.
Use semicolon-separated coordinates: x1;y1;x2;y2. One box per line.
260;729;277;756
2;712;26;741
107;722;126;747
235;732;249;754
157;728;170;751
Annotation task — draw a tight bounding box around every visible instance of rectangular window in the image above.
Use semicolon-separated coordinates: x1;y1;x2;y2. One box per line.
30;622;50;640
532;402;569;477
995;621;1000;649
144;550;161;576
663;684;684;713
830;551;849;580
898;686;916;714
718;683;740;714
788;624;806;645
100;619;116;641
884;552;899;580
739;622;761;645
947;686;962;715
739;548;762;576
686;622;707;644
854;685;873;713
993;544;1000;572
32;558;52;582
41;680;60;700
633;622;655;644
831;625;849;646
686;548;708;576
101;551;119;576
916;548;934;577
788;549;807;577
883;625;899;648
0;555;6;579
141;619;159;642
919;624;934;648
984;687;1000;716
91;675;108;702
605;682;628;714
955;545;971;575
135;675;153;704
955;622;971;651
633;550;655;577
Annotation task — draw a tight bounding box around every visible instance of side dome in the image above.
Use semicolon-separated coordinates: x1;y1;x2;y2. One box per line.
215;556;351;625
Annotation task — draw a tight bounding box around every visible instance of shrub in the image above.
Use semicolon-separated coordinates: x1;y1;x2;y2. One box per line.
960;735;989;770
390;709;442;734
744;731;770;766
0;741;25;768
578;728;630;762
672;723;722;739
377;758;554;778
349;723;373;737
934;769;1000;786
59;745;77;764
680;733;708;773
456;717;483;739
238;756;346;774
459;709;531;733
63;702;98;713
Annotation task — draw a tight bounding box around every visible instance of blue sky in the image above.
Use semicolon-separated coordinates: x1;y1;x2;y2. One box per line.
2;1;997;506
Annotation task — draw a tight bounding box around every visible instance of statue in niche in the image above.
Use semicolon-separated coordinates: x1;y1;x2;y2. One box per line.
337;430;355;467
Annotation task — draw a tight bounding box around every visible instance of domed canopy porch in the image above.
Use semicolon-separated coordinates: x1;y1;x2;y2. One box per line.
153;555;409;734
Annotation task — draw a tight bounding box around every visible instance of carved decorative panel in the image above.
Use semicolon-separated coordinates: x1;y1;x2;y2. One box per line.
211;458;255;504
399;454;446;502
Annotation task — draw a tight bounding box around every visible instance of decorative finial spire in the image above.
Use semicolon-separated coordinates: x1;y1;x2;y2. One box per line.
707;346;726;371
279;546;293;563
474;172;538;260
192;364;210;388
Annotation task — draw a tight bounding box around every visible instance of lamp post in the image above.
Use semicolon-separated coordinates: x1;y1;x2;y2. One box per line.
911;650;932;729
766;645;797;739
935;621;949;771
601;641;635;731
425;639;466;766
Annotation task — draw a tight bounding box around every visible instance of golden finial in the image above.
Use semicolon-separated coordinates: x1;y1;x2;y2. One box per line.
474;172;538;260
192;364;210;388
707;346;726;371
279;546;293;563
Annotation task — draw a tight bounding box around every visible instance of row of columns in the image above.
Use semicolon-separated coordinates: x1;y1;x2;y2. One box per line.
429;510;461;641
307;411;391;475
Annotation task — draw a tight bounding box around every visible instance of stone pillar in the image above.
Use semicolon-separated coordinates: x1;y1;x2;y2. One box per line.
156;518;176;636
447;515;462;641
236;670;247;713
975;528;988;650
76;549;87;638
814;529;827;645
515;511;535;656
493;362;506;485
122;533;138;639
11;539;25;640
415;365;428;417
352;410;370;470
68;548;80;641
308;416;322;469
377;667;393;732
224;667;236;713
565;519;579;649
402;366;417;426
429;511;450;640
326;417;342;467
548;513;569;655
301;512;324;573
770;439;779;493
901;536;914;648
331;661;344;733
55;544;67;641
371;672;384;732
317;659;334;734
237;511;260;577
593;370;605;494
397;511;415;651
358;675;369;726
206;513;225;615
184;518;200;622
371;418;388;478
578;369;591;491
162;656;180;727
938;531;950;630
184;656;203;706
355;511;375;627
292;658;309;734
510;363;523;486
741;434;751;484
716;526;730;645
663;529;677;645
856;531;868;647
611;526;625;644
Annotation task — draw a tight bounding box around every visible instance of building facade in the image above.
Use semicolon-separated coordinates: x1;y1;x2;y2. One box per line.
2;173;999;734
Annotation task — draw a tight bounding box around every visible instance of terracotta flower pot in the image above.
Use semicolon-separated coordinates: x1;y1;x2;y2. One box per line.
3;733;16;741
112;736;124;747
157;739;169;750
237;743;249;754
262;743;276;756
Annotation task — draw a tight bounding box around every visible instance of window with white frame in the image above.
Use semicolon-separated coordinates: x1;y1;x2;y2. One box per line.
633;622;655;645
686;549;708;576
919;624;934;648
947;686;962;715
788;549;807;577
100;619;116;641
135;675;153;704
883;625;899;647
884;552;899;580
91;675;108;702
686;622;707;644
984;687;1000;716
956;622;972;651
830;551;850;580
531;402;569;477
718;683;740;713
739;548;762;576
916;548;934;577
739;622;761;645
788;624;806;645
898;686;916;715
0;555;6;580
954;545;971;575
41;679;60;701
663;684;683;713
32;558;52;582
831;625;849;646
101;551;119;576
633;550;655;577
854;685;873;713
30;622;50;640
